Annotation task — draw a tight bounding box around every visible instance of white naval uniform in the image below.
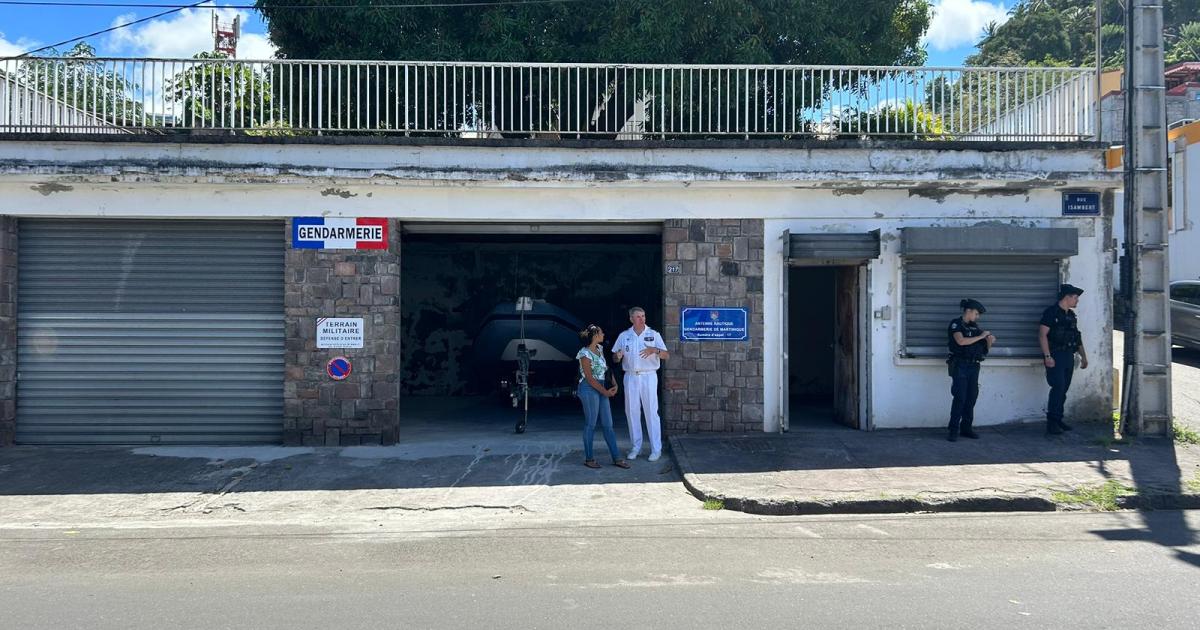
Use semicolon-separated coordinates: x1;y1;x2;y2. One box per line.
612;325;668;456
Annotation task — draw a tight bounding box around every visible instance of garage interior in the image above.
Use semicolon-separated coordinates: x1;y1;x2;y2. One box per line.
400;223;663;437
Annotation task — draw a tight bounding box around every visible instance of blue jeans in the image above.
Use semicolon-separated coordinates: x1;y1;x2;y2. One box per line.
578;381;621;462
1045;349;1076;425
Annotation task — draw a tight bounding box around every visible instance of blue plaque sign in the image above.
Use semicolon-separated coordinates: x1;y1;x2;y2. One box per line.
1062;192;1101;216
680;307;749;341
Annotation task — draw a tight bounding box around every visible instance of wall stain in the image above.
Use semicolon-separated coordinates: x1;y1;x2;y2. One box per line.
31;182;73;196
320;187;357;198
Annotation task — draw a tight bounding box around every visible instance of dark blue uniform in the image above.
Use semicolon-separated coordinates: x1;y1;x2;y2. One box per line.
947;317;987;439
1041;305;1081;430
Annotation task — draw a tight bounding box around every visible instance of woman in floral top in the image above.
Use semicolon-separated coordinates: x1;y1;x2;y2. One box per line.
576;324;630;469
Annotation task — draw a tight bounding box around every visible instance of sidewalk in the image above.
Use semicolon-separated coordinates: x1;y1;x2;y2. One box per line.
670;422;1200;515
0;418;724;533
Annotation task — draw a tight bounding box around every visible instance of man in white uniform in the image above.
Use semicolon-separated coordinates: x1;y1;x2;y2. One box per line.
612;307;670;461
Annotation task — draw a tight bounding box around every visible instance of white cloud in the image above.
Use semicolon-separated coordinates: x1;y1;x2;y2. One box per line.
0;32;39;57
106;4;275;59
924;0;1010;53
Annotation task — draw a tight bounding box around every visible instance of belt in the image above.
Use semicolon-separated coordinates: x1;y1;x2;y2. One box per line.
629;370;657;375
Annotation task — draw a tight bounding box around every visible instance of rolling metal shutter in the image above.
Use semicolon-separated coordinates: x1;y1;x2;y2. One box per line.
902;257;1061;358
786;232;881;266
17;219;284;444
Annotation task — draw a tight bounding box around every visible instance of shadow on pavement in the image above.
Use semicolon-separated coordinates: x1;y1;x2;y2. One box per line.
1092;436;1200;570
0;397;679;496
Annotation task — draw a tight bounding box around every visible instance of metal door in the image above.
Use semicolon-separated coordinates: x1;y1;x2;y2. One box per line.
17;219;284;444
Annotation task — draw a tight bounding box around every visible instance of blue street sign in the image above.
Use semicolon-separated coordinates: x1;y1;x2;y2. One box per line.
680;307;749;341
1062;192;1101;216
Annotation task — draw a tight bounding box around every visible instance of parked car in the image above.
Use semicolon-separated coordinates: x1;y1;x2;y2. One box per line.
1171;281;1200;350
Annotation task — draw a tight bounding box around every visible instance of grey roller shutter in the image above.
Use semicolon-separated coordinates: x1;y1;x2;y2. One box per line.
17;219;284;445
902;257;1060;358
787;232;880;266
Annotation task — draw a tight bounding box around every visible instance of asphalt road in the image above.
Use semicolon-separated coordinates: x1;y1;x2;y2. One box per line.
2;511;1198;629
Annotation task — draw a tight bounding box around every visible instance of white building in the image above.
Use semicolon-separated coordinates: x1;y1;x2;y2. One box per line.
0;59;1117;446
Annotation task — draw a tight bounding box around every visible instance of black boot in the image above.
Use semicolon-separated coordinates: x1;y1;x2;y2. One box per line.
947;429;958;442
1046;421;1064;435
1057;420;1074;431
960;425;980;439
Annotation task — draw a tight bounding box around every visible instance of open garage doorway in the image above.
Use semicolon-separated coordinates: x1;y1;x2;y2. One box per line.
400;223;663;440
785;266;865;430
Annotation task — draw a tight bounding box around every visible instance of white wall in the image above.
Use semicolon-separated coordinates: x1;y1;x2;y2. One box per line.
1112;136;1200;286
0;139;1119;431
764;189;1113;432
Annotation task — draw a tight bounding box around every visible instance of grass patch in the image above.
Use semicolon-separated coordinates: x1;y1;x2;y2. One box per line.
1052;480;1136;511
1186;473;1200;494
702;498;725;511
1174;423;1200;446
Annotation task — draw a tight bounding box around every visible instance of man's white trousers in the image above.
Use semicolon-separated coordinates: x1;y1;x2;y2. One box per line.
623;371;661;455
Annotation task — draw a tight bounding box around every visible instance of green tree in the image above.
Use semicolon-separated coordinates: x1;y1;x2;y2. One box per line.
164;51;280;129
256;0;932;136
969;0;1200;69
18;42;145;125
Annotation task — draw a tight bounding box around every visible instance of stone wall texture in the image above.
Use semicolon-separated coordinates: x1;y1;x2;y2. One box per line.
661;219;765;433
0;218;14;446
284;220;401;446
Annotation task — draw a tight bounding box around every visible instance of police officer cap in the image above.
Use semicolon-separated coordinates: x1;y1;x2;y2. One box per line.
959;298;986;314
1058;284;1085;299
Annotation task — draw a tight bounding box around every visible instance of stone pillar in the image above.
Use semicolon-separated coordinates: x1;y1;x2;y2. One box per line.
0;218;14;446
662;219;765;432
284;220;401;446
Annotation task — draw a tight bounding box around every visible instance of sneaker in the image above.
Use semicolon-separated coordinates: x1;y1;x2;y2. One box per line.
627;450;640;460
648;452;661;462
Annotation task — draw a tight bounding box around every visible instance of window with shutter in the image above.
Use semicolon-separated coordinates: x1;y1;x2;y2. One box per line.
902;257;1061;358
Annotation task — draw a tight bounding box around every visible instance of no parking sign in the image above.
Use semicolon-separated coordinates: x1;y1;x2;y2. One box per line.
327;356;352;381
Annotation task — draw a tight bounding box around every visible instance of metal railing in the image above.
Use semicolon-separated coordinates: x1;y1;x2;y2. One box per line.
0;58;1097;141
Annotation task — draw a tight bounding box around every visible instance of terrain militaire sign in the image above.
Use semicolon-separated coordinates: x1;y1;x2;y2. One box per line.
316;318;364;349
292;217;388;249
680;307;749;341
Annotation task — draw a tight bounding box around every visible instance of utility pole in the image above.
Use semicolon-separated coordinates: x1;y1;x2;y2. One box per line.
1121;0;1172;437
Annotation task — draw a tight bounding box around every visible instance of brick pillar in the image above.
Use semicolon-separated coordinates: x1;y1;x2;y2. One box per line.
662;219;765;432
0;218;13;446
284;220;401;446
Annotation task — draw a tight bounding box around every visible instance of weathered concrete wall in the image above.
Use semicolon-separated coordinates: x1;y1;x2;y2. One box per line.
0;217;13;445
764;188;1114;431
0;138;1120;434
662;219;765;432
284;220;401;446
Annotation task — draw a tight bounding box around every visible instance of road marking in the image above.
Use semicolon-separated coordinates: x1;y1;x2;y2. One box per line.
855;523;893;537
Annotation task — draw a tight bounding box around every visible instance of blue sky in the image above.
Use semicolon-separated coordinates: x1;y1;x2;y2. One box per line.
1;0;1014;64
